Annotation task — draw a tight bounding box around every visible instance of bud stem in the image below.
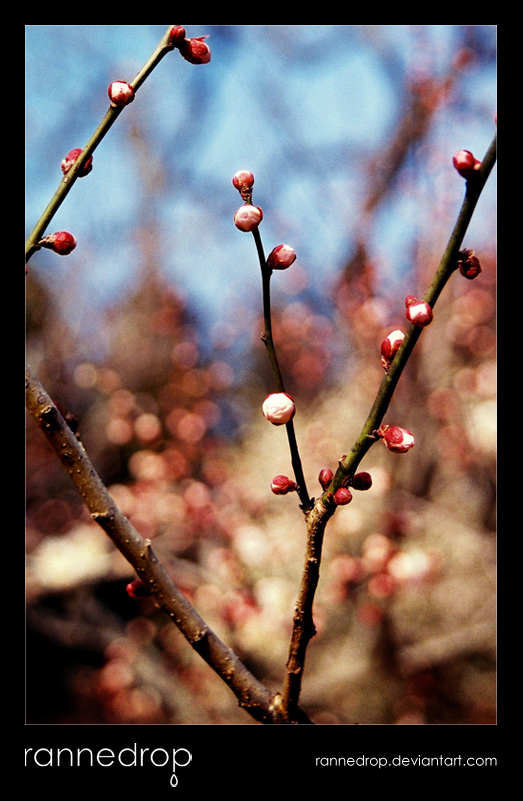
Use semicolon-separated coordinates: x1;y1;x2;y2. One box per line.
252;226;312;511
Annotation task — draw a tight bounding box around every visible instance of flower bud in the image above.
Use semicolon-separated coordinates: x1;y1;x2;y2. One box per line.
378;424;415;454
179;36;211;65
126;579;151;599
350;471;373;491
262;392;296;425
270;475;298;495
232;170;255;193
38;231;77;255
108;80;135;107
168;26;186;48
234;204;263;232
405;297;433;327
457;249;482;280
268;244;297;271
453;149;481;177
318;468;334;490
334;487;352;506
380;329;405;371
61;148;93;177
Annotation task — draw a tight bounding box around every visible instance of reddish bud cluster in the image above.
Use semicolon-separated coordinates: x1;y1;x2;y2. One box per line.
457;249;482;280
169;27;211;64
268;244;297;271
453;149;481;177
318;469;372;507
270;475;298;495
108;80;135;107
378;424;415;454
234;204;264;232
38;231;77;255
405;296;433;327
262;392;296;426
61;148;93;178
380;329;405;371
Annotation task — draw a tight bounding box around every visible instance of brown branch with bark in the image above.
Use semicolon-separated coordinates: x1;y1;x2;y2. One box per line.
25;361;310;724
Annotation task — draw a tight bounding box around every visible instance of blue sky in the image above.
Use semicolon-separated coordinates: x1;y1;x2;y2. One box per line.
26;26;496;363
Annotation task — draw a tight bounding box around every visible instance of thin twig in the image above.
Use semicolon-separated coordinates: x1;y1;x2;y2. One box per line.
329;133;497;493
252;227;313;511
25;26;177;262
280;133;497;718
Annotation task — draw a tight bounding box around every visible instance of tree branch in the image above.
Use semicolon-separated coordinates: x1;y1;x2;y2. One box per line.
25;361;312;724
25;26;177;262
280;133;497;718
252;227;313;511
329;133;497;493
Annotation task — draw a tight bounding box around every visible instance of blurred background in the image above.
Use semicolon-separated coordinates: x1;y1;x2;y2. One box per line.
25;25;496;724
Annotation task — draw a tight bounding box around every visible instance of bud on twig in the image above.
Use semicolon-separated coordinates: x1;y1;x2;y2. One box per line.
380;329;405;371
453;149;481;178
179;36;211;65
457;249;482;280
108;80;135;107
378;424;415;454
234;204;264;232
318;468;334;490
350;471;373;491
168;26;187;49
61;148;93;177
262;392;296;426
405;296;433;327
268;244;297;271
270;475;298;495
334;487;352;506
232;170;255;198
126;579;151;599
38;231;77;255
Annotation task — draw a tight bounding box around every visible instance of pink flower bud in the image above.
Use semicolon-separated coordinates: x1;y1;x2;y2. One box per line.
270;475;298;495
262;392;296;425
108;80;135;107
457;249;482;280
179;36;211;65
380;329;405;371
405;297;433;327
232;170;255;193
334;487;352;506
126;579;151;599
168;26;186;48
318;468;334;490
61;148;93;177
38;231;77;255
453;149;481;177
234;204;264;232
378;425;415;454
268;244;297;271
350;471;373;491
